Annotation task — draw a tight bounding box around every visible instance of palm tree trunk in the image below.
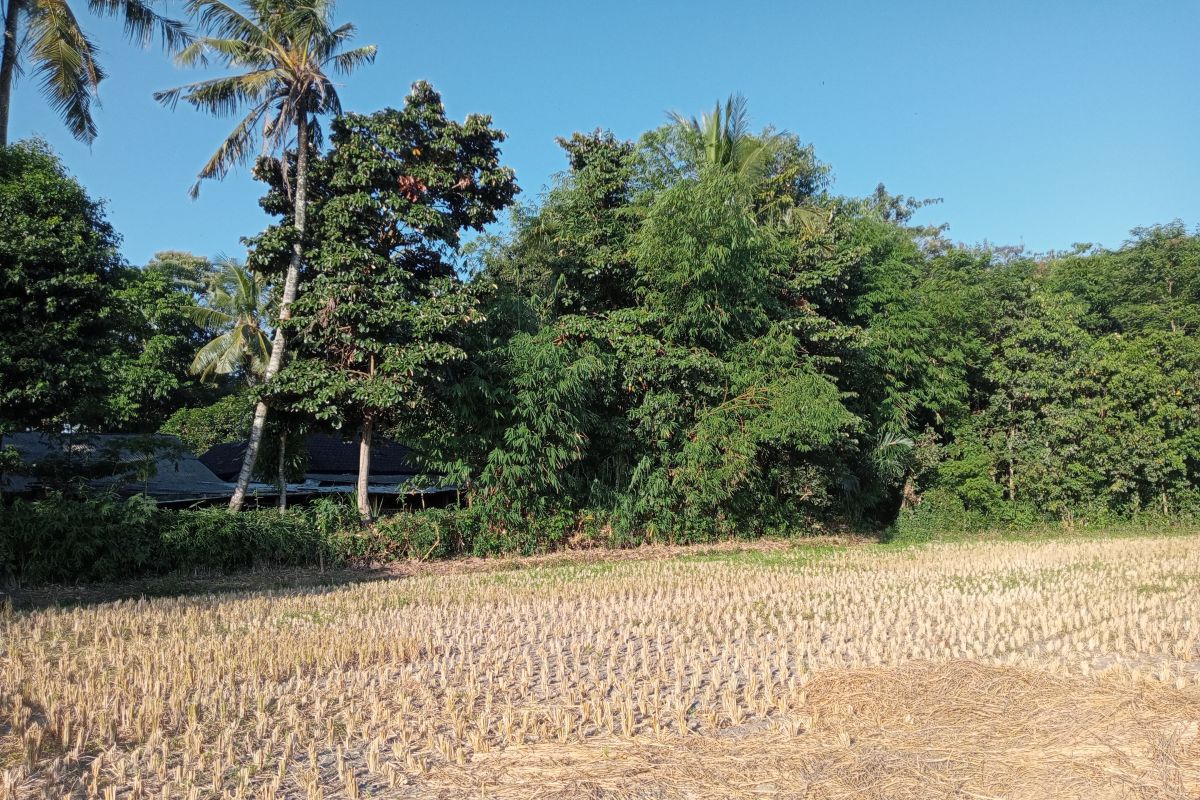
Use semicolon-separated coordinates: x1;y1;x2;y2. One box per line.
0;0;21;148
357;417;373;524
229;112;311;511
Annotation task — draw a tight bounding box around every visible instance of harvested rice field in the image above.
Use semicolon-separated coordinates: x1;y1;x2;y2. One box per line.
3;533;1200;799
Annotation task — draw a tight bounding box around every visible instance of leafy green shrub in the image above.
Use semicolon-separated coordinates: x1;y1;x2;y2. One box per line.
354;505;621;562
368;509;454;561
0;493;161;585
159;508;337;573
309;495;360;538
159;393;254;455
0;494;346;586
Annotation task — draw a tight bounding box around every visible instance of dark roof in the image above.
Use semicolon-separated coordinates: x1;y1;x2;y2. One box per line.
200;433;421;482
307;433;419;476
2;433;234;501
196;441;245;482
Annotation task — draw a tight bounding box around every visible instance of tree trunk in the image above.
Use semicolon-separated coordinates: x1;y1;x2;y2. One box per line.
1006;422;1016;503
0;0;21;148
899;475;919;511
229;113;311;511
357;417;374;524
277;433;288;512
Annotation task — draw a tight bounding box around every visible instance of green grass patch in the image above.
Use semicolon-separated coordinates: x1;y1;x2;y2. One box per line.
673;544;843;569
881;521;1200;549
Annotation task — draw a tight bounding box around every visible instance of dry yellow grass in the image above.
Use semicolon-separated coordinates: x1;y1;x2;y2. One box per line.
2;534;1199;798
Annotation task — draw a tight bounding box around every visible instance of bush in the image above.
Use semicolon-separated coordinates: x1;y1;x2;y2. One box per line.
365;508;455;561
159;508;337;573
0;493;346;587
1;493;161;585
0;493;833;588
159;393;254;456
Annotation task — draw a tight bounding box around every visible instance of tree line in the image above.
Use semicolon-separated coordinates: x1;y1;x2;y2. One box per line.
2;1;1198;543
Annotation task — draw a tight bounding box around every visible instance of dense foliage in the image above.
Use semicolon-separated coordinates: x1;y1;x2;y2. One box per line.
428;117;1200;538
265;83;518;520
3;83;1200;585
0;493;348;585
0;141;125;431
0;492;611;584
909;226;1200;531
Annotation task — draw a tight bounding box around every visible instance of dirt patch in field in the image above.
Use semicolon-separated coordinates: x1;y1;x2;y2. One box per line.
425;661;1200;799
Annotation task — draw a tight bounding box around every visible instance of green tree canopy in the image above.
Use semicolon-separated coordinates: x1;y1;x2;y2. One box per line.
268;82;518;521
0;139;123;430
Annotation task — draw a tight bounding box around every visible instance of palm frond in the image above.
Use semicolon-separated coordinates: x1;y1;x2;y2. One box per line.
27;0;104;143
183;0;270;49
85;0;191;52
310;75;342;116
154;69;276;115
190;330;239;378
184;303;236;330
327;43;375;76
666;93;791;186
870;428;915;484
174;35;269;69
228;259;258;304
326;21;357;48
241;322;271;377
278;1;336;54
189;97;273;196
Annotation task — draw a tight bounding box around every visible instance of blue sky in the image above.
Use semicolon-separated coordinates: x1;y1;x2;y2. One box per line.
7;0;1199;265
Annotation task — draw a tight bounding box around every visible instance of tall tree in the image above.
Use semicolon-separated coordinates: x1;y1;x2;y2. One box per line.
155;0;375;511
0;139;123;430
97;255;217;431
269;83;517;522
518;130;639;315
186;257;304;507
144;249;216;296
0;0;187;146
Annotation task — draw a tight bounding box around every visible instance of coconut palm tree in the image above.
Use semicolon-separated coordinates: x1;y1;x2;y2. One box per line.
156;0;375;511
189;258;299;510
0;0;188;146
187;258;270;383
666;93;786;184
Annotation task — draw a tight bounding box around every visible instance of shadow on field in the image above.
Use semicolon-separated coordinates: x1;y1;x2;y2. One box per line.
1;534;866;612
1;565;398;612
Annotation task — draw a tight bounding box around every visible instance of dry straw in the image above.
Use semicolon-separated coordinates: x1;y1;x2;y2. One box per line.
1;535;1198;798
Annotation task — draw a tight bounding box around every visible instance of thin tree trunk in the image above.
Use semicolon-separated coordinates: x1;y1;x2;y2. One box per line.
1006;421;1016;503
277;433;287;512
0;0;21;148
229;113;311;511
899;475;919;511
357;417;374;524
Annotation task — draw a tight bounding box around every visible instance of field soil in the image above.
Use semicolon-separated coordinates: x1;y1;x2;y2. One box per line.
3;533;1199;798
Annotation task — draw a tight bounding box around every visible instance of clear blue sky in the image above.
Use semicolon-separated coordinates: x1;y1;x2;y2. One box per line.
7;0;1199;265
